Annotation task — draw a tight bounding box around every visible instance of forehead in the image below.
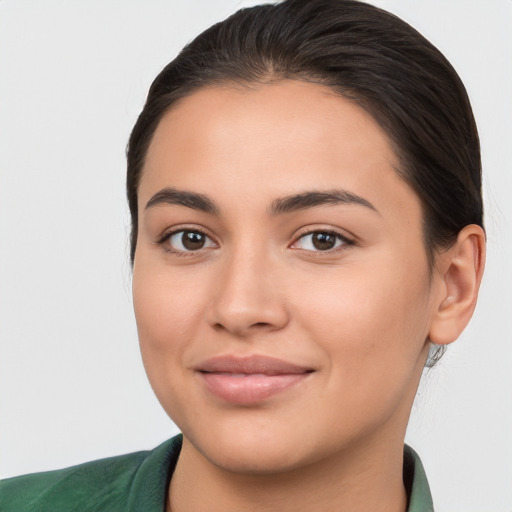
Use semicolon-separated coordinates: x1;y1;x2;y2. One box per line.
139;80;419;220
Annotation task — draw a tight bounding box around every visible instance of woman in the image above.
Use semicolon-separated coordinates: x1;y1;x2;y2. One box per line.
0;0;488;510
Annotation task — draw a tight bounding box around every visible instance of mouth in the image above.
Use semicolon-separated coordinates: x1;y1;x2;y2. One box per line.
195;355;315;405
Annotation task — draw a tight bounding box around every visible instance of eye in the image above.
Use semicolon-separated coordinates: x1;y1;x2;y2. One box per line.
165;230;216;253
293;231;349;251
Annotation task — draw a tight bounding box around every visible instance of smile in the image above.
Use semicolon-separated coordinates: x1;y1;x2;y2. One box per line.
195;355;315;405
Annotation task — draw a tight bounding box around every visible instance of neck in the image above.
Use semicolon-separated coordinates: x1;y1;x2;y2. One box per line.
168;433;408;512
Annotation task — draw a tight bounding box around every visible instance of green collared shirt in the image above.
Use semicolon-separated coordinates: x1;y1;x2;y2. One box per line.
0;435;434;511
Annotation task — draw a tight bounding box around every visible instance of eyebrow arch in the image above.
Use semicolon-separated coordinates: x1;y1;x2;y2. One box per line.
145;187;219;214
269;189;379;215
145;187;377;217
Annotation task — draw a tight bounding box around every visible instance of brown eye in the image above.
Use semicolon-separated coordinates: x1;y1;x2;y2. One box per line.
294;231;348;252
312;232;337;250
167;230;215;252
182;231;205;250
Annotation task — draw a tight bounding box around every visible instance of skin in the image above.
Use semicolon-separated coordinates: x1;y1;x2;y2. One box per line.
132;80;485;512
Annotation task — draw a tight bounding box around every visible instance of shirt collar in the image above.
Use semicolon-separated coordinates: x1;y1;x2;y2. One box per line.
404;444;435;512
127;436;434;511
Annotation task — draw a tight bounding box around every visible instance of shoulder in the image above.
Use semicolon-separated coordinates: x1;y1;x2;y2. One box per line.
0;450;147;512
0;435;182;512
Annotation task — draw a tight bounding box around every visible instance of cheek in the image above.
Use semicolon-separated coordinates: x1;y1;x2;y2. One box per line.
132;262;218;426
291;263;432;436
293;255;432;378
132;263;207;378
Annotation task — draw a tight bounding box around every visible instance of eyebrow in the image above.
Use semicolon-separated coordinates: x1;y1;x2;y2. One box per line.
269;189;378;215
144;187;378;216
145;187;219;214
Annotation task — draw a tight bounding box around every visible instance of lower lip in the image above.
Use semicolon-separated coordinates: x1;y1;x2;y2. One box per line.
199;372;310;404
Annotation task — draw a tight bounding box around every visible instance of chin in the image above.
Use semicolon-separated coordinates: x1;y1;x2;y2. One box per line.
181;417;317;476
202;440;308;476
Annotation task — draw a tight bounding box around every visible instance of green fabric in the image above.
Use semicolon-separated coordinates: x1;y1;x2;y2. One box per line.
0;435;181;512
404;445;435;512
0;435;434;511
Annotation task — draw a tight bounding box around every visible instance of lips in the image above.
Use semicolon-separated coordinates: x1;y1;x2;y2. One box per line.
195;355;314;404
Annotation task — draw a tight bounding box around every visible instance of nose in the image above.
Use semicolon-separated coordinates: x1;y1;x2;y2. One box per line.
206;250;289;337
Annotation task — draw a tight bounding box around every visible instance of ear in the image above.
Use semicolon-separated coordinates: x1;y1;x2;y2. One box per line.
429;224;486;345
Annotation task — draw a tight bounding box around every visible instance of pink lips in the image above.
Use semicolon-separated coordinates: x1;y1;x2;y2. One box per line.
196;355;314;405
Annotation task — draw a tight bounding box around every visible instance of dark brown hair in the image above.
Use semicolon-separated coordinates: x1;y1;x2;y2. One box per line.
127;0;483;269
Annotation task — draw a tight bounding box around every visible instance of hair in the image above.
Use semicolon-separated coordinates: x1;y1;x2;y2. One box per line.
126;0;483;364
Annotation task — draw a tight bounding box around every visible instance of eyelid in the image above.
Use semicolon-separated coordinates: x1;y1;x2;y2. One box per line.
154;224;355;256
156;225;218;256
290;227;355;253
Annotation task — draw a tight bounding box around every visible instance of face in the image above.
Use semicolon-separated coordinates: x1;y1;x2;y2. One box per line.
133;81;441;474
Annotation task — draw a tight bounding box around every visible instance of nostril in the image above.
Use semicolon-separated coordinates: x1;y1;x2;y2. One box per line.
207;296;289;335
249;322;272;331
213;321;271;332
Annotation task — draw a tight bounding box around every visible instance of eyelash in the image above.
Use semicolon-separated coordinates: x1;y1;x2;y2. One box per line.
156;228;354;257
157;227;216;257
290;229;354;254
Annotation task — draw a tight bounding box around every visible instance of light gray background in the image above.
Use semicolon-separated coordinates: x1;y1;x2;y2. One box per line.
1;1;511;511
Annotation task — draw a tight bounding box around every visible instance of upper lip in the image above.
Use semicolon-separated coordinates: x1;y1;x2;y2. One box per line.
195;355;314;375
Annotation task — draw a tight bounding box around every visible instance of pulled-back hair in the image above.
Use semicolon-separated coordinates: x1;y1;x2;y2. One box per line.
127;0;483;273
